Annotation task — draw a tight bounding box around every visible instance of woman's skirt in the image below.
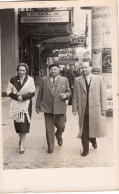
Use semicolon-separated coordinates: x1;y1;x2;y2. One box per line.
14;100;32;133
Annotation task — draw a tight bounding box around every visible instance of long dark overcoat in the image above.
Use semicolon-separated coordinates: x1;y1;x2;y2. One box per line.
72;74;107;138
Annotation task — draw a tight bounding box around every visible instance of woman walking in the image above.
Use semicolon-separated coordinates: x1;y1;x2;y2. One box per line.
7;63;35;154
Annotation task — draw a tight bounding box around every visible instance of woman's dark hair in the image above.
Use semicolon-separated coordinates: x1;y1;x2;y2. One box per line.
17;63;29;74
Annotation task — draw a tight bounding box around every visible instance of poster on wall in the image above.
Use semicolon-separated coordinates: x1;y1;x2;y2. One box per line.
102;73;113;110
92;48;102;72
102;48;112;73
102;21;111;48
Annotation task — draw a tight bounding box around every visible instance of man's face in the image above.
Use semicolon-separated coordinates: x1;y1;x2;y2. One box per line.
49;66;60;77
70;65;74;71
80;62;92;76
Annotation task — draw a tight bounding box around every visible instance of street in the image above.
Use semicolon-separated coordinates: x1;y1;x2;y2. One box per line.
2;92;113;169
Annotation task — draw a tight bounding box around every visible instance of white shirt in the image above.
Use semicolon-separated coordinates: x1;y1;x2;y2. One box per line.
50;76;58;84
85;74;92;85
20;76;25;85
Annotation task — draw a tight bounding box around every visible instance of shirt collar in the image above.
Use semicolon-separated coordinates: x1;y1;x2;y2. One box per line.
50;75;59;80
85;73;92;79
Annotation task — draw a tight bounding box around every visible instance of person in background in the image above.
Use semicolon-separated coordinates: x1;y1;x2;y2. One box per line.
67;63;76;105
6;63;35;154
36;64;71;154
59;65;67;77
72;61;107;156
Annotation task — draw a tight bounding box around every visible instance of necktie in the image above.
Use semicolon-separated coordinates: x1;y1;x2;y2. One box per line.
86;77;90;85
53;77;55;84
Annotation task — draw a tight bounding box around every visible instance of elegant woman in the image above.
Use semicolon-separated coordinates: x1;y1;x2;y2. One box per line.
7;63;35;154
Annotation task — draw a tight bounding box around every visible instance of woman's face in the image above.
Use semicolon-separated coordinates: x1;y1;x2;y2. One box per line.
18;66;27;78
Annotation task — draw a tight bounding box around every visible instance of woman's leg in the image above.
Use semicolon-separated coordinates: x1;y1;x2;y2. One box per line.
18;133;21;147
19;133;26;152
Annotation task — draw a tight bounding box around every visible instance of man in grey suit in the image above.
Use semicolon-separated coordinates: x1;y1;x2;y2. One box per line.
36;64;71;154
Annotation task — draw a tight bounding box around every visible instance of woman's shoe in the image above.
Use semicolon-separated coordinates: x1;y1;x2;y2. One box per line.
20;150;24;154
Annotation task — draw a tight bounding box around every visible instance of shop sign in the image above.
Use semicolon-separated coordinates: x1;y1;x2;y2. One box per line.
92;6;111;20
42;51;58;57
58;49;75;55
70;36;86;46
21;11;69;23
59;56;78;62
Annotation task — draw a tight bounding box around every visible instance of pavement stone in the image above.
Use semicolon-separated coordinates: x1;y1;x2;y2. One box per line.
2;95;114;169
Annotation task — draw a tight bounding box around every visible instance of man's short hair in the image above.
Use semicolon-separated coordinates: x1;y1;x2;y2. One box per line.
81;61;91;67
48;64;59;69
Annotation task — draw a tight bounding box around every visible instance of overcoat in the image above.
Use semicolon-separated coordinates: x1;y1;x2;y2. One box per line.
7;75;35;133
72;74;107;138
36;75;71;114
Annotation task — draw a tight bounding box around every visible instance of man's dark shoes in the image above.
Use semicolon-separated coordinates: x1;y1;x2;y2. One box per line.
81;151;89;156
58;139;63;146
92;142;97;149
47;149;53;154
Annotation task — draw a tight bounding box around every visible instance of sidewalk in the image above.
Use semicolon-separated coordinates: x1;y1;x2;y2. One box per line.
2;95;113;169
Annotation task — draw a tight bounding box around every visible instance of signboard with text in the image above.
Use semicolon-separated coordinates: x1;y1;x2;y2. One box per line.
70;36;86;46
21;11;69;23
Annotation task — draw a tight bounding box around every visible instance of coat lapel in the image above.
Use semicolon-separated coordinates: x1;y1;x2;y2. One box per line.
46;76;54;95
78;76;87;92
89;74;97;91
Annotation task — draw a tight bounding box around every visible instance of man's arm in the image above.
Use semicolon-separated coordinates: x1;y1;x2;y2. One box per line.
36;79;44;113
72;78;78;115
65;78;71;98
100;76;107;115
60;78;71;100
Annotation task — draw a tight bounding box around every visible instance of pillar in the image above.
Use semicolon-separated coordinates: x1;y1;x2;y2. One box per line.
1;9;18;94
91;6;112;116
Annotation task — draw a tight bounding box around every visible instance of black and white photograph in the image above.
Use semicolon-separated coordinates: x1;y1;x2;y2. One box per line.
0;0;118;192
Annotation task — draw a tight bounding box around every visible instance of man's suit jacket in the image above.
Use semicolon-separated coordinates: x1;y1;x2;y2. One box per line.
36;75;71;114
67;69;76;88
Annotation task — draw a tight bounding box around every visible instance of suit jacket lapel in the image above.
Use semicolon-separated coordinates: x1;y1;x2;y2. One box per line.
78;76;87;92
55;76;62;95
46;76;54;95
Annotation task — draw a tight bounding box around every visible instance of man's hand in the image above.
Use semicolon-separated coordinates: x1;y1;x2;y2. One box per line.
36;107;40;114
60;93;67;100
71;85;74;89
18;95;22;102
72;112;77;115
101;110;106;116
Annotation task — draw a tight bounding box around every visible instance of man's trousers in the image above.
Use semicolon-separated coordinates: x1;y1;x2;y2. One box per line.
44;113;66;150
81;115;96;152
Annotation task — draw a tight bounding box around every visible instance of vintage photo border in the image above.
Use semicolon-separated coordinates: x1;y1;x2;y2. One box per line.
0;0;119;192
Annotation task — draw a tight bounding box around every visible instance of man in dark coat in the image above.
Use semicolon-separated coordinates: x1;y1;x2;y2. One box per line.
36;64;71;154
67;64;76;105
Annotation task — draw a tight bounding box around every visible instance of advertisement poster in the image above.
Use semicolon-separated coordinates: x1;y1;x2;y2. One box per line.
102;48;112;73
